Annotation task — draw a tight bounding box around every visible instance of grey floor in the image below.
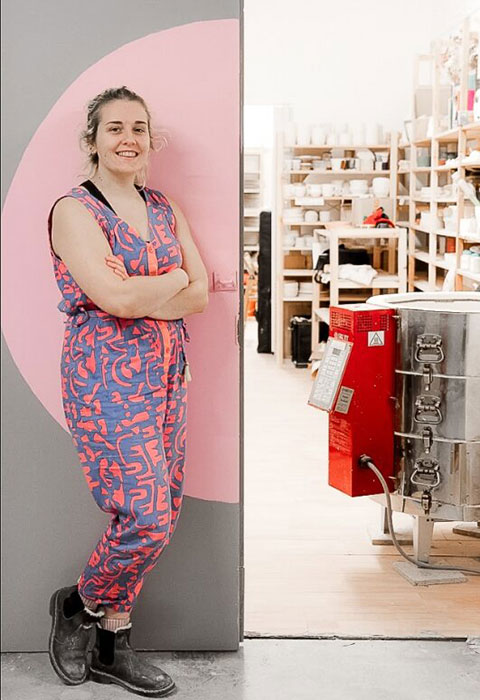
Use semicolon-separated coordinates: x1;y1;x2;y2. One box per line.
2;639;480;700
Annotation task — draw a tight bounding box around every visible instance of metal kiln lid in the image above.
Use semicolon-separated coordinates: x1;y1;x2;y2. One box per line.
366;292;480;313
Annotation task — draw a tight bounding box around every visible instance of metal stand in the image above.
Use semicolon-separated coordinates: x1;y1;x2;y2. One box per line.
368;506;414;545
412;515;434;563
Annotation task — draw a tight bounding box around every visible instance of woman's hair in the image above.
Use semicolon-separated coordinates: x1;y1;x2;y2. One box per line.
80;86;168;185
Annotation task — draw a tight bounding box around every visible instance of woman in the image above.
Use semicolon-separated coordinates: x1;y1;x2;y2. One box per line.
47;86;208;697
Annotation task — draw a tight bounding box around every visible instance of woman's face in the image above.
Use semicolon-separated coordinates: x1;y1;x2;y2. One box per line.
94;99;151;177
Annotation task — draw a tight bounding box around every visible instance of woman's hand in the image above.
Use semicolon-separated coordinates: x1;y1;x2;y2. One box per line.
105;254;129;281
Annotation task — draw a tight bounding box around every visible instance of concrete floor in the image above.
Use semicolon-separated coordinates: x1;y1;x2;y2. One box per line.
2;639;480;700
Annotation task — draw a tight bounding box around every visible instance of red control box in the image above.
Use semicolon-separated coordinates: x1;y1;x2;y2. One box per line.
326;304;396;496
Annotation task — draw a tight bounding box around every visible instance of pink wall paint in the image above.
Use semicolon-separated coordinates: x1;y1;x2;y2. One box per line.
1;20;240;503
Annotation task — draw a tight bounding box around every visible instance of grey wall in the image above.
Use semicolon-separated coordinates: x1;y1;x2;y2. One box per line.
1;0;242;652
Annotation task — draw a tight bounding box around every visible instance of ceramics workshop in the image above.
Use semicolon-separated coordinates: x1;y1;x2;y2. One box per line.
243;5;480;640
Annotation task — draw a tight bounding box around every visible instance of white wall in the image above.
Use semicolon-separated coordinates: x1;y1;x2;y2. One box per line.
244;0;480;133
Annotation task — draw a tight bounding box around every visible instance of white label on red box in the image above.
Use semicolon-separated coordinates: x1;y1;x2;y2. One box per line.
334;386;354;414
368;330;385;347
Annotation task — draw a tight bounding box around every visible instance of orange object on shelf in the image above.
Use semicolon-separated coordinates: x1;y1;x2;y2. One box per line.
446;237;456;253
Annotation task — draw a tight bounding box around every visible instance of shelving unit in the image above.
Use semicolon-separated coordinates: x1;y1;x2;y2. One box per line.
403;18;480;293
243;150;264;320
275;129;403;365
321;227;407;306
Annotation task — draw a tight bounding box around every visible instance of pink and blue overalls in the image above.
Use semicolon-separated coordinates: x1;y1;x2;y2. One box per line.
48;181;189;613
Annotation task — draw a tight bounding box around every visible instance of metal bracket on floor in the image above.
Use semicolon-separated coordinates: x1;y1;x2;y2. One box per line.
368;506;413;546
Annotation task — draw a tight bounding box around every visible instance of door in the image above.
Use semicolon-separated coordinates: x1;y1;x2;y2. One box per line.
1;0;242;651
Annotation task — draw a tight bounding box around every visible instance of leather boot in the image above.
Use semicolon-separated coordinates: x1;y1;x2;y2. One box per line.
90;622;176;697
48;585;103;685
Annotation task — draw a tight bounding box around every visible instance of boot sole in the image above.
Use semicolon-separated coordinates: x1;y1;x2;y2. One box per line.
48;590;89;686
90;668;176;697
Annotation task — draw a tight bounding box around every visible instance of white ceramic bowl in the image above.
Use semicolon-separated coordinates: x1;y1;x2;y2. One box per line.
350;179;369;193
293;184;306;197
306;184;322;197
283;233;297;247
322;184;335;197
372;177;390;197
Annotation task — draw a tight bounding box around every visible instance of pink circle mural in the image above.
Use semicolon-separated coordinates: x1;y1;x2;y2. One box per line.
1;20;239;503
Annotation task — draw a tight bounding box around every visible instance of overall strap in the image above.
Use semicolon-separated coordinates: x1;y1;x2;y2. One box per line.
53;186;117;248
146;187;177;235
47;187;111;259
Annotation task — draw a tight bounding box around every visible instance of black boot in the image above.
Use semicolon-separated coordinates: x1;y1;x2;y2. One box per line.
90;622;176;697
48;585;102;685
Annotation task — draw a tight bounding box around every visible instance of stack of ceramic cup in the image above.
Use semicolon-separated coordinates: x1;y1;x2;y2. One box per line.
298;281;313;299
284;281;299;298
284;208;303;223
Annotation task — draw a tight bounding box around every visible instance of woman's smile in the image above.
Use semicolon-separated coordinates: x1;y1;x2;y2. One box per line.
116;150;138;159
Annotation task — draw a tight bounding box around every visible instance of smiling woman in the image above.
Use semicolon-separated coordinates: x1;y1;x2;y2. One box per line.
47;85;208;697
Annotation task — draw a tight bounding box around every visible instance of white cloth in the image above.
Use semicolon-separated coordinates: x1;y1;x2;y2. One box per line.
320;264;377;285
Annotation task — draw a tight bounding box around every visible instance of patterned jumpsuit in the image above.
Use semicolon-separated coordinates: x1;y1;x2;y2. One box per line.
48;181;189;614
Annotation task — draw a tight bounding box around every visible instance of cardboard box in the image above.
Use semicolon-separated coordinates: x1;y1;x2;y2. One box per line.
284;251;312;269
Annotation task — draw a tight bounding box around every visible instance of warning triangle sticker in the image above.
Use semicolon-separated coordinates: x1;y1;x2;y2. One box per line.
368;331;384;347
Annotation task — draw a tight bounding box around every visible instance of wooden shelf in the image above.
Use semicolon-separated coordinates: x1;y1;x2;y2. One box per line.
413;275;444;292
286;170;390;177
283;269;313;276
432;256;452;270
336;273;402;289
290;144;390;151
283;296;313;302
462;122;480;136
408;224;462;239
413;277;430;292
435;128;460;142
411;196;457;204
457;268;480;282
413;138;431;147
283;246;314;251
283;221;325;227
412;251;430;264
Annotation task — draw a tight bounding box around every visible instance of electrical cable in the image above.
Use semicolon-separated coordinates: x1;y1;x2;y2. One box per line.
358;454;480;576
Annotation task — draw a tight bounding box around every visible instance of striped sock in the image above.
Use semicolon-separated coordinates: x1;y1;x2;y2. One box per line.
79;592;99;613
100;616;132;632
